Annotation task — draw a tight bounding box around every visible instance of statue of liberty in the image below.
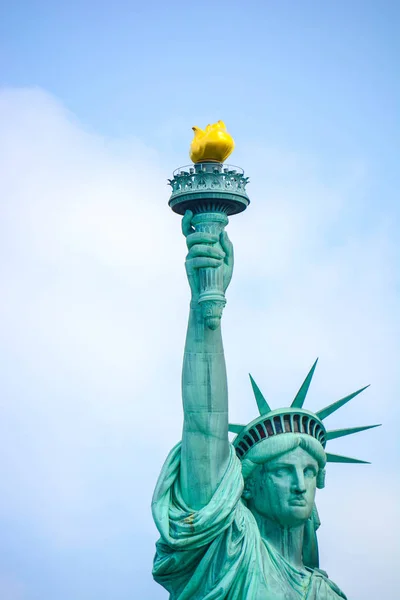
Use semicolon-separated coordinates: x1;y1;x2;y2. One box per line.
152;123;379;599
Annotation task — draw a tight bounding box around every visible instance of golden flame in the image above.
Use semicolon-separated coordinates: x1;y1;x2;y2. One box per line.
189;120;235;164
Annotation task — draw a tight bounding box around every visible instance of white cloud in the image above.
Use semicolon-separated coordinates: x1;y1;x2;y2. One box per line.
0;87;398;599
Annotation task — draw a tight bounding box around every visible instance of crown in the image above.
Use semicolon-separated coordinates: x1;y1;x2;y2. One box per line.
230;359;380;464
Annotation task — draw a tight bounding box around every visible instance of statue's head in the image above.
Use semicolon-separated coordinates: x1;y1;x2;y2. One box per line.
241;433;326;527
229;361;378;560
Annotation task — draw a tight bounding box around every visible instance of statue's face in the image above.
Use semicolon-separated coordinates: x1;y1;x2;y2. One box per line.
248;447;318;527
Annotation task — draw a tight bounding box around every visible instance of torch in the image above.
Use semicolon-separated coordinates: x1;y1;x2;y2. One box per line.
168;121;250;329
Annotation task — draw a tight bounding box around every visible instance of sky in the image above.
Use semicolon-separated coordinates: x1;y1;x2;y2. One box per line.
0;1;399;599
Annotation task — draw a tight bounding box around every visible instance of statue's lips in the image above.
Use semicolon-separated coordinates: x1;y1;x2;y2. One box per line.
288;498;307;507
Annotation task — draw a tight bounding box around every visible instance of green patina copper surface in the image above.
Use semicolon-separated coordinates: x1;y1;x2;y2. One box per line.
152;153;380;600
168;162;250;216
168;161;249;329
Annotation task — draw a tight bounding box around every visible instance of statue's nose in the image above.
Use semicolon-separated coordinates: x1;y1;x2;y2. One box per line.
292;470;306;494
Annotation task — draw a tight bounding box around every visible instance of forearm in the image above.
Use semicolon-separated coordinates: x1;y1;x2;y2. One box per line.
180;303;230;509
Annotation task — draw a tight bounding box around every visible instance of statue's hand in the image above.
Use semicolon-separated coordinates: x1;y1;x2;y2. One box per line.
182;210;234;302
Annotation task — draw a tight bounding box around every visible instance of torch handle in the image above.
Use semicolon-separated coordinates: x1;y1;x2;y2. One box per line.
192;212;229;330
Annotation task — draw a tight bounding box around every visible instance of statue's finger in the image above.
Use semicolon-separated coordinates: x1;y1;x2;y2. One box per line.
187;257;222;270
189;245;225;260
220;231;234;264
181;210;195;238
186;231;219;249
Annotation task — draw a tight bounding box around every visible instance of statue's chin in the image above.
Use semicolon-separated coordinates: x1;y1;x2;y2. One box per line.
252;505;313;529
275;507;313;528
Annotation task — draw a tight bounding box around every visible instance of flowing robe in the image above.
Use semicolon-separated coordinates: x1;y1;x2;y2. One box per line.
152;444;347;600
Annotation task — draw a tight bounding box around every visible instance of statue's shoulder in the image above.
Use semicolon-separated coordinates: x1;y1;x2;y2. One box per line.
310;568;347;599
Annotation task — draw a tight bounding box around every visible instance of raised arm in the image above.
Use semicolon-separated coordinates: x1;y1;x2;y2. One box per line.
180;210;234;509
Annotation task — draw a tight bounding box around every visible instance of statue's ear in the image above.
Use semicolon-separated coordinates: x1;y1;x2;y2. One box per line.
317;468;326;489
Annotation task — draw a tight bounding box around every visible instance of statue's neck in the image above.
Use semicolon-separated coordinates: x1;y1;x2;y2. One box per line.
251;509;305;570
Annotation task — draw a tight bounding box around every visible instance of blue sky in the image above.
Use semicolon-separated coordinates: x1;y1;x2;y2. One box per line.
0;2;399;599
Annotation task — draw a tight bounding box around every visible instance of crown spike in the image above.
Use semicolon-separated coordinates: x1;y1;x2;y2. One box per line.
229;423;245;434
326;424;381;441
249;374;271;415
326;452;370;464
290;358;318;408
316;385;370;420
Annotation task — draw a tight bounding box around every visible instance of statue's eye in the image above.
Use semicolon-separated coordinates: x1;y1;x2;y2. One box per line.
304;467;317;478
272;467;290;477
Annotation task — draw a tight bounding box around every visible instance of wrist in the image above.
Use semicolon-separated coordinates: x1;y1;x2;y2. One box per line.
190;297;200;310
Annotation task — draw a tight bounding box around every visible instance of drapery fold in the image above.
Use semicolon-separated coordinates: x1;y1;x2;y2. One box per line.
152;443;346;600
